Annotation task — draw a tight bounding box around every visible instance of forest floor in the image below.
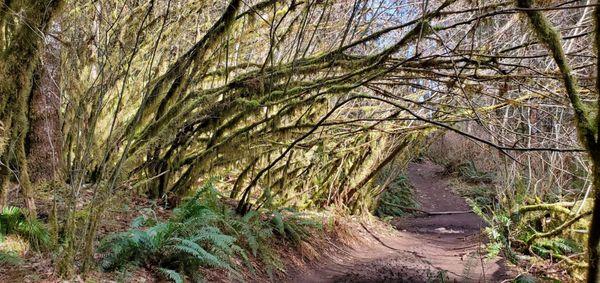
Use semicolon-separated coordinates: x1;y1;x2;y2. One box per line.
288;160;510;282
0;160;513;282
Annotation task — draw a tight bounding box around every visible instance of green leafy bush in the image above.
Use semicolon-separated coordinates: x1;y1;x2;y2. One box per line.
0;206;50;250
375;175;418;217
456;161;495;183
99;183;317;282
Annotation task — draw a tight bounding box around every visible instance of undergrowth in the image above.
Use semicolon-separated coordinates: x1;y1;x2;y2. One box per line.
99;183;319;282
454;161;495;184
468;199;514;261
467;178;588;280
375;175;418;217
453;182;497;214
0;206;50;251
0;250;23;267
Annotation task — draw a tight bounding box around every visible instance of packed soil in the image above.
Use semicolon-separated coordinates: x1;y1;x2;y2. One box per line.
289;160;508;282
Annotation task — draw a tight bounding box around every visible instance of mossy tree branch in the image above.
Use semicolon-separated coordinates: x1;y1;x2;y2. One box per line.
516;1;600;281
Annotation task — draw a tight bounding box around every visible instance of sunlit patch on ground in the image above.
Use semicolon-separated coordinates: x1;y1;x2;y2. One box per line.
0;235;29;256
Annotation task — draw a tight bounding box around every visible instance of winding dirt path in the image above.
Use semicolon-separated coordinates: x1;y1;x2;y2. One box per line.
291;161;507;282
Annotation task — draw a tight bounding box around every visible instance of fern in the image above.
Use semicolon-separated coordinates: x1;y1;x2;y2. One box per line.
270;209;316;245
158;268;183;283
100;189;241;280
0;206;50;251
16;218;50;250
271;212;285;235
234;211;272;256
533;238;582;258
0;251;23;266
375;175;418;217
173;237;229;268
467;199;517;262
100;182;316;281
0;206;21;234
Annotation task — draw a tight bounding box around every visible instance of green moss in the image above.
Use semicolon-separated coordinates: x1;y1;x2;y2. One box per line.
237;98;261;109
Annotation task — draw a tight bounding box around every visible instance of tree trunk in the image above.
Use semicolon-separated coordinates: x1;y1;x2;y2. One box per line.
0;0;63;215
27;22;62;185
587;152;600;283
589;3;600;282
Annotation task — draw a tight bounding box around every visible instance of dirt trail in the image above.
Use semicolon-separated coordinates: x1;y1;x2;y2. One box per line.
291;161;507;282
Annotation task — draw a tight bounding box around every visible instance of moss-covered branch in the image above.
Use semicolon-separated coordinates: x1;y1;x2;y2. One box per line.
526;210;592;245
516;0;596;150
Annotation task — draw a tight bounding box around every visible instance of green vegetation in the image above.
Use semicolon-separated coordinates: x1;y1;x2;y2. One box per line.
0;206;49;251
375;175;418;218
467;174;591;279
99;183;317;281
430;140;590;280
0;250;23;267
0;0;598;281
458;185;496;209
455;161;496;184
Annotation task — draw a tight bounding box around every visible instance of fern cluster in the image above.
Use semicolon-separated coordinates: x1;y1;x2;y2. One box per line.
0;250;23;267
467;199;515;261
0;206;50;251
99;183;317;282
531;238;581;259
456;161;495;184
375;175;417;217
270;209;313;245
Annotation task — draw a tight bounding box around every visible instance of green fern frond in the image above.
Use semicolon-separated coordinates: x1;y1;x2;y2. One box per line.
172;237;229;268
131;215;148;228
158;267;184;283
0;251;23;266
16;218;50;250
0;206;50;251
192;227;236;251
271;212;285;235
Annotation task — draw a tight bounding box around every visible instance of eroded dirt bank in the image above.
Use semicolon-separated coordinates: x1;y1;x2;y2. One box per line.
289;161;508;282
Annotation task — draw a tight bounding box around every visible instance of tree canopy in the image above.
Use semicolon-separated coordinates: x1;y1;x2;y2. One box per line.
0;0;599;281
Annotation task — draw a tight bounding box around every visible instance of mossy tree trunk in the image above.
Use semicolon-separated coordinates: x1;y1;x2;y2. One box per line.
589;3;600;281
0;0;63;214
585;154;600;281
516;0;600;281
27;22;62;185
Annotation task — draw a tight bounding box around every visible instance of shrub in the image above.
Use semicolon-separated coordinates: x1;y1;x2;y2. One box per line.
456;161;495;184
0;206;50;251
99;183;317;282
375;175;418;217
